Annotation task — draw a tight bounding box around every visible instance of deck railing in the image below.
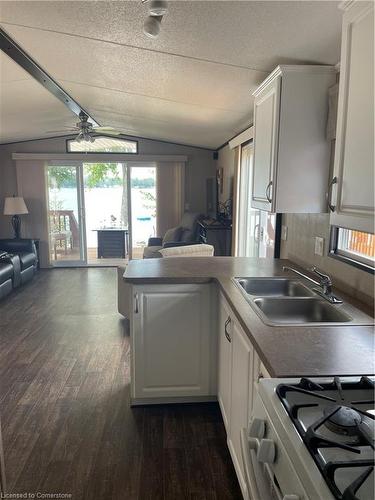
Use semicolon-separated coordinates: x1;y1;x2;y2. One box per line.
49;210;79;247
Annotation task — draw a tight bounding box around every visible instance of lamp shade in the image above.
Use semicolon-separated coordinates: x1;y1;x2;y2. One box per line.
3;196;29;215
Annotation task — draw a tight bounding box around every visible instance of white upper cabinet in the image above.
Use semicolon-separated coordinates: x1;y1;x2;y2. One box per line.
251;65;336;213
252;76;281;212
329;1;374;233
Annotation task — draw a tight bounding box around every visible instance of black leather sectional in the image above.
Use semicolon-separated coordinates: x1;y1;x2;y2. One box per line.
0;239;37;300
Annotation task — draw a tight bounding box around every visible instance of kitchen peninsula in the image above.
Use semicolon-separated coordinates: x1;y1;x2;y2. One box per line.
124;257;374;402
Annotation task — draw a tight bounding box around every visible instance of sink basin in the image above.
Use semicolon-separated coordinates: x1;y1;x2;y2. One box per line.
235;278;314;297
253;298;353;325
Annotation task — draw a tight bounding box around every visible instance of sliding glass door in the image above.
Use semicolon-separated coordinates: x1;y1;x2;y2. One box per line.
236;142;260;257
47;161;157;265
129;164;157;259
47;163;87;266
82;162;129;264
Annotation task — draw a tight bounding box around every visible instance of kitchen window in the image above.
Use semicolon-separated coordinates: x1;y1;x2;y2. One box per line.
330;227;375;274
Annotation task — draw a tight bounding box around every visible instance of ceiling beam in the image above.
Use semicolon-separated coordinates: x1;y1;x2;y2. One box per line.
0;26;100;127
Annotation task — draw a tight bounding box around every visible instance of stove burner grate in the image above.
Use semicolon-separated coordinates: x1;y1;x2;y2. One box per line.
276;376;375;500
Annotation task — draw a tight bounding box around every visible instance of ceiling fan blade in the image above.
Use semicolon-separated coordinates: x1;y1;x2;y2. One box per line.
94;126;122;135
45;129;77;133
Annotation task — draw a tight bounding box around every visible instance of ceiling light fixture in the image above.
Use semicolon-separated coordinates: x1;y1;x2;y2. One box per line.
74;113;96;143
149;0;168;16
143;15;162;38
142;0;167;38
76;132;95;143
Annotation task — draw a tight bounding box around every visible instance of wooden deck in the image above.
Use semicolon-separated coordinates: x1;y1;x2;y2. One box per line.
51;247;144;266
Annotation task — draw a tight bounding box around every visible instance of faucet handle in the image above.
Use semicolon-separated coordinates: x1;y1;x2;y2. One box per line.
310;267;331;284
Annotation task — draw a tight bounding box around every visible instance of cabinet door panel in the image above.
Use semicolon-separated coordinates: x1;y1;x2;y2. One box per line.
252;76;280;211
228;321;253;499
218;295;232;430
132;285;211;399
331;3;374;232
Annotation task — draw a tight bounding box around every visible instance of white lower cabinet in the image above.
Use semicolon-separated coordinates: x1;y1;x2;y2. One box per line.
130;283;216;403
228;321;254;500
129;282;267;498
218;294;233;430
218;293;261;500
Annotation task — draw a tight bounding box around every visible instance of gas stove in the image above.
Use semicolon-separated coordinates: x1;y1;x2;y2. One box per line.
248;376;375;500
276;376;374;500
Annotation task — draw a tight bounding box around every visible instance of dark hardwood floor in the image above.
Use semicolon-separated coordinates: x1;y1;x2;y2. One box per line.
0;268;242;500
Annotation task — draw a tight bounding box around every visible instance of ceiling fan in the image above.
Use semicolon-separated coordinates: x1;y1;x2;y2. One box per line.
46;112;123;143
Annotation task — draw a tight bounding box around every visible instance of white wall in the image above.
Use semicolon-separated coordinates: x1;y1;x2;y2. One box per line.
0;134;215;237
215;144;236;204
281;213;374;304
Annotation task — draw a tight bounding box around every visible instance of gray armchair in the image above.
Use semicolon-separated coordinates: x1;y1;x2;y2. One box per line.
143;212;203;259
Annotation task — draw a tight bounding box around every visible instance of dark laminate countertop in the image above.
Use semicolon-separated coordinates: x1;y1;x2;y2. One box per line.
124;257;375;378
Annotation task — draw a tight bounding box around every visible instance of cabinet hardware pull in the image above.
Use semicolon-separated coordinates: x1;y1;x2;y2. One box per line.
254;223;260;242
224;316;231;343
134;293;139;314
326;176;337;212
265;181;273;203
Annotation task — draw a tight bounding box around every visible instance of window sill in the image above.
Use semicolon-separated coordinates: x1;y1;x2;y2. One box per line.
328;251;375;275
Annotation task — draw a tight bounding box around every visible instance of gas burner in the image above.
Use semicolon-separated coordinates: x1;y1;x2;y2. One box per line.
323;405;362;436
276;376;375;500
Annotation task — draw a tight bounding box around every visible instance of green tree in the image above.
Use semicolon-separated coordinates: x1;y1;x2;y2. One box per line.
49;163;129;226
140;190;156;217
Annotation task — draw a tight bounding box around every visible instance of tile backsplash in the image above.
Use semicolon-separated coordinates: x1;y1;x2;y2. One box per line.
280;214;374;306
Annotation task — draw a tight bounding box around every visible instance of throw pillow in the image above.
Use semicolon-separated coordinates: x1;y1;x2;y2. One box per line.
160;244;214;258
162;226;182;245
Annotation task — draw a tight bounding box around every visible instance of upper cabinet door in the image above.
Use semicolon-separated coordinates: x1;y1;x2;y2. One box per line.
330;2;374;233
251;66;335;213
251;76;281;211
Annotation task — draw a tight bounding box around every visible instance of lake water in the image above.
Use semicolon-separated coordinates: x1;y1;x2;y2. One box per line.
50;186;156;248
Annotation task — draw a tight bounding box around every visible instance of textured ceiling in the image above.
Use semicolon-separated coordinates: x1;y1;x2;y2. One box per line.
0;1;342;148
0;52;78;141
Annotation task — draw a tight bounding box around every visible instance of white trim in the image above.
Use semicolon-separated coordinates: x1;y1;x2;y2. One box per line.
12;153;188;162
130;396;216;406
339;1;356;12
252;65;336;97
228;126;254;150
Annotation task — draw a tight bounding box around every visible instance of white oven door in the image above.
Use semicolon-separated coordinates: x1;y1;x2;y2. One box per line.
240;391;309;500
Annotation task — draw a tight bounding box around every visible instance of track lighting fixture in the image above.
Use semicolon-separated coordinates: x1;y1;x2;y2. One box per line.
142;0;167;38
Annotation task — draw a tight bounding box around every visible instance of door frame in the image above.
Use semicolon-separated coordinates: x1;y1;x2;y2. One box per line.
127;161;158;261
46;161;88;267
236;141;260;257
46;160;159;265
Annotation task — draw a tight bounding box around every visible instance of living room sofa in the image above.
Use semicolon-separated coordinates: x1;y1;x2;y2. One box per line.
143;212;203;259
0;260;14;300
0;239;37;300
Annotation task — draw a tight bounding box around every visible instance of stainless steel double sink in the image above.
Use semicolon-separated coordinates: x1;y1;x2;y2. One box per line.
233;277;373;326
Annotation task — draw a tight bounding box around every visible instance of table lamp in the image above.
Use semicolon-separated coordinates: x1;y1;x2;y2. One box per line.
3;196;29;239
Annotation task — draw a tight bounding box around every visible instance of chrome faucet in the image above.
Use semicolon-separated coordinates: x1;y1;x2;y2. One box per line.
282;266;343;304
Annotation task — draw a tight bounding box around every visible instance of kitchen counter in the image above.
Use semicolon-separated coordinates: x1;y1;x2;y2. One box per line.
124;257;375;378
